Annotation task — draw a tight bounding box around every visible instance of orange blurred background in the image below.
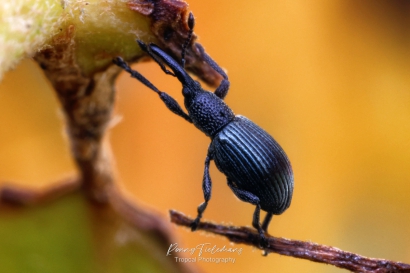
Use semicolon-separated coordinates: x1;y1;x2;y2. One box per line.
1;1;410;272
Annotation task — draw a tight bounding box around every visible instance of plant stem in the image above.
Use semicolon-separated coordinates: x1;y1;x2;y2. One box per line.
170;210;410;273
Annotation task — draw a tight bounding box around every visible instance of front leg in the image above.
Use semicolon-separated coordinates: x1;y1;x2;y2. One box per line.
195;43;230;100
113;57;192;123
191;154;212;231
158;92;192;123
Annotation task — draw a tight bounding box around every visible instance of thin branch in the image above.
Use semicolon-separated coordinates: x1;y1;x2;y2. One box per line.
170;210;410;273
0;177;81;205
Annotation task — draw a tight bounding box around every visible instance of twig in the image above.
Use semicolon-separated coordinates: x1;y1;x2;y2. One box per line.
170;210;410;273
0;177;80;205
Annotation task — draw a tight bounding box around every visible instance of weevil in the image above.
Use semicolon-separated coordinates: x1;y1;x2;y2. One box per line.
113;13;294;254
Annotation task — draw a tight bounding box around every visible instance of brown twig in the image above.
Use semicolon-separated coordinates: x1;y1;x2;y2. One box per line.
0;177;81;205
170;210;410;273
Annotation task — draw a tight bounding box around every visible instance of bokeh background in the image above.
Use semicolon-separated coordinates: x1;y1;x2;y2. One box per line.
1;0;410;272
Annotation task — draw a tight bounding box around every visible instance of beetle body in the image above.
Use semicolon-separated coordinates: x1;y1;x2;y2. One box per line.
113;13;294;254
183;87;293;214
211;115;293;214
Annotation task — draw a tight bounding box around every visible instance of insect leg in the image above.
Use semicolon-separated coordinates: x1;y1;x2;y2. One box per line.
113;57;192;123
261;212;273;232
195;43;230;100
191;155;213;231
227;179;268;250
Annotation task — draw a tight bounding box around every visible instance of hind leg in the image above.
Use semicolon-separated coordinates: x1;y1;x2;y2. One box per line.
262;212;273;232
227;179;268;249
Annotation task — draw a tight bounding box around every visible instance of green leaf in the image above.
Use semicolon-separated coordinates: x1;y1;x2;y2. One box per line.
0;192;183;273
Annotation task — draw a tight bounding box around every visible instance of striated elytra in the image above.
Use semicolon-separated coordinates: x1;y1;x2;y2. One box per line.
211;116;293;214
113;12;294;254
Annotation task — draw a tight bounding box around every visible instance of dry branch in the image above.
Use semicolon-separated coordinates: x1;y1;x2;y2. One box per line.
170;210;410;273
0;177;81;205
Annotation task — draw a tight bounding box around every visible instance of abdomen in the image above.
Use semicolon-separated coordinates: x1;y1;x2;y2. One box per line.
210;115;293;214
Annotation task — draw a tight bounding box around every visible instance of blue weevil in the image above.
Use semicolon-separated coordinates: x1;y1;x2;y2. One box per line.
113;13;294;254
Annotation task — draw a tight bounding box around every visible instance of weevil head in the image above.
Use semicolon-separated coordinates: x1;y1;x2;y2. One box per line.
148;43;235;138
